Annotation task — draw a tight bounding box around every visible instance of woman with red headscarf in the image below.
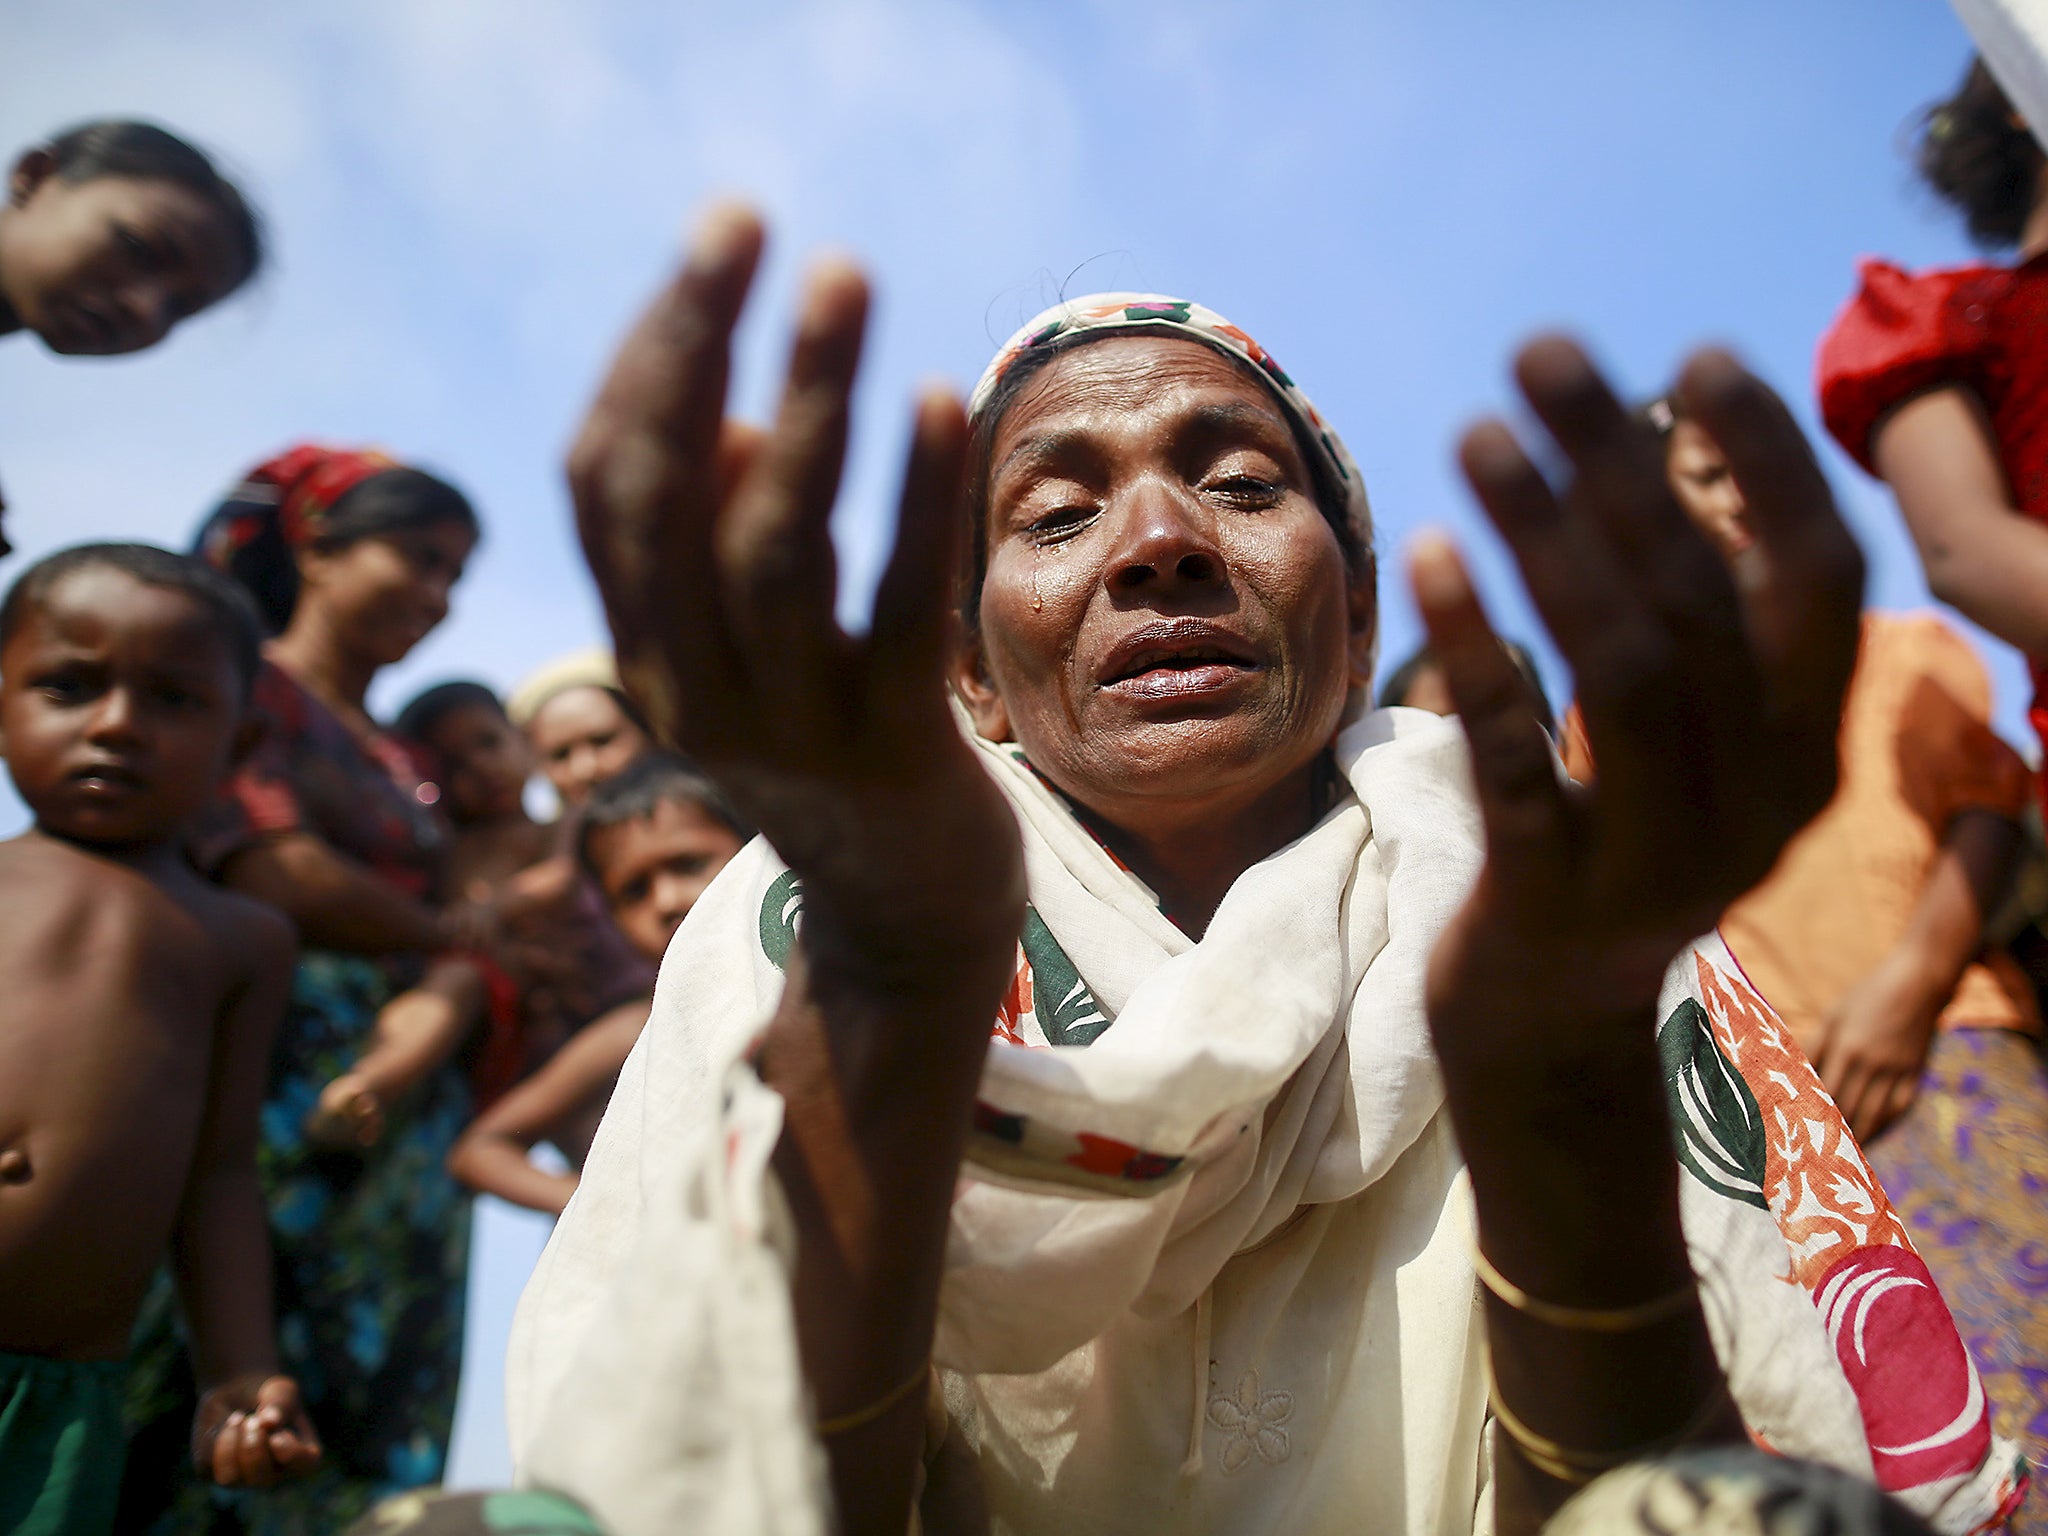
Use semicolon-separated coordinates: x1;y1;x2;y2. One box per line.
119;446;486;1534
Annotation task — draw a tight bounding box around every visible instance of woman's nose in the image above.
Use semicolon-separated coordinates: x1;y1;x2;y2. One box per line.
1105;481;1224;595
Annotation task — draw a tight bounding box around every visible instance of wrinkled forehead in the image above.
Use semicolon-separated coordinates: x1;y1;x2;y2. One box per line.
989;333;1306;471
970;293;1371;546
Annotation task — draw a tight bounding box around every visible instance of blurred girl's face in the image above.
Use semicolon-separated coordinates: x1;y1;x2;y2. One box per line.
0;159;245;355
1665;419;1752;560
527;686;650;807
295;521;476;670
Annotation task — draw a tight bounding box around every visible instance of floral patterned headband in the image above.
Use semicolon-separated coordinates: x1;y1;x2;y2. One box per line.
967;293;1373;547
196;443;400;571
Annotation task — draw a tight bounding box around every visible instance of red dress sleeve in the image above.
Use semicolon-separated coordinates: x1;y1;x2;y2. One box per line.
187;663;309;874
1817;259;2000;475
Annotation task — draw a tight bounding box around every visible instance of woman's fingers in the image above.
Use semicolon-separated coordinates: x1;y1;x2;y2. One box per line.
568;203;765;739
209;1412;242;1485
1456;417;1704;868
869;384;970;709
1513;337;1727;611
1676;351;1864;789
1834;1060;1877;1144
1881;1074;1919;1138
1410;533;1567;891
1455;420;1656;678
718;257;869;697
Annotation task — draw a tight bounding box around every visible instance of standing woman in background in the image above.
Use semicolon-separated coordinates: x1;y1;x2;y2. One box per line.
0;118;264;556
1819;58;2048;793
119;447;486;1535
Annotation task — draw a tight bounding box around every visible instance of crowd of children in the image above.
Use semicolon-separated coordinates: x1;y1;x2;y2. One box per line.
0;149;751;1527
7;24;2048;1536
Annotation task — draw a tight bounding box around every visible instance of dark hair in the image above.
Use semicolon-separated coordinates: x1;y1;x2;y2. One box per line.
575;752;753;880
958;327;1365;631
395;679;505;746
1378;640;1554;736
0;541;264;698
1916;58;2046;249
200;466;480;634
42;119;263;289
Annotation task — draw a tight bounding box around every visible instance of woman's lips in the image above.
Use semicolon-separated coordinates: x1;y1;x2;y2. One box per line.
1102;660;1258;702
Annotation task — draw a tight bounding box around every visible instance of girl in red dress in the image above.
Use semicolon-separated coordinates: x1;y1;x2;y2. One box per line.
1819;57;2048;790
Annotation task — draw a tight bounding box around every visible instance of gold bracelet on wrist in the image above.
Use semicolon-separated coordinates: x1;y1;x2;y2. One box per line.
1487;1379;1736;1486
816;1360;933;1438
1472;1240;1699;1333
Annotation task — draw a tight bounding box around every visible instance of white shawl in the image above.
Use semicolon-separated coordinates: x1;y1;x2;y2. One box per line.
506;710;2020;1535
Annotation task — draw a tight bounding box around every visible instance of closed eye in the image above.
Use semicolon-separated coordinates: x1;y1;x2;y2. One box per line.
1024;506;1097;545
113;223;160;270
1208;475;1283;507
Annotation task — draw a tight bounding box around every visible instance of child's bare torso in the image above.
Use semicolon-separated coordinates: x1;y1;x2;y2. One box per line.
0;831;272;1360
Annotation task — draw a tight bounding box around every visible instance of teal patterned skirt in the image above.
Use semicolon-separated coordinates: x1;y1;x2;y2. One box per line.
118;952;473;1535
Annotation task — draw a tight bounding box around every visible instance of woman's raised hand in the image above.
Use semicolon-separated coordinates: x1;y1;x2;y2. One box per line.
567;205;1021;965
1419;339;1862;1026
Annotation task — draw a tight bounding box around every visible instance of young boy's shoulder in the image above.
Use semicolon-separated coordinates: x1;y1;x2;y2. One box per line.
0;828;293;985
167;859;296;984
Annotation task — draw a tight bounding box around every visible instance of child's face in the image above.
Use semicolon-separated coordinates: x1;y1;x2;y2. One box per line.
0;568;248;847
528;686;650;808
588;799;745;960
1665;420;1752;562
424;701;532;824
1;160;245;355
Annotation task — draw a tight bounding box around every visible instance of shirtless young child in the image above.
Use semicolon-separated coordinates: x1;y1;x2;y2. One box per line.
447;753;748;1214
0;544;319;1533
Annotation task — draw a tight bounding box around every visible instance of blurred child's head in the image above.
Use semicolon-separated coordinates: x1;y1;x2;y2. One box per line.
577;754;751;959
1380;640;1554;737
0;543;261;848
1647;397;1752;563
526;684;652;809
1918;57;2045;250
0;120;262;356
395;681;532;826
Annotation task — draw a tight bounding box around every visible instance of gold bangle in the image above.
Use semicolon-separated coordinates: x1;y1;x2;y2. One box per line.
816;1360;932;1438
1472;1241;1699;1333
1490;1384;1736;1484
1487;1380;1736;1487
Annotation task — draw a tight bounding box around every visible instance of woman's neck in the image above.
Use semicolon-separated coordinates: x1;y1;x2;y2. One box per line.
1071;754;1334;938
270;614;377;719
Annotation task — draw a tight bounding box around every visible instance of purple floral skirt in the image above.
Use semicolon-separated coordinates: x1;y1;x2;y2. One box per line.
1867;1026;2048;1529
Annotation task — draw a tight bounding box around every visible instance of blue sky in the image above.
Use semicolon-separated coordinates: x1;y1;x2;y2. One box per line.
1;0;2002;1490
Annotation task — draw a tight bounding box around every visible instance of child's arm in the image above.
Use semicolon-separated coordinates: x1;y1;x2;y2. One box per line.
446;1000;648;1215
1875;390;2048;656
307;956;489;1149
174;904;322;1487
